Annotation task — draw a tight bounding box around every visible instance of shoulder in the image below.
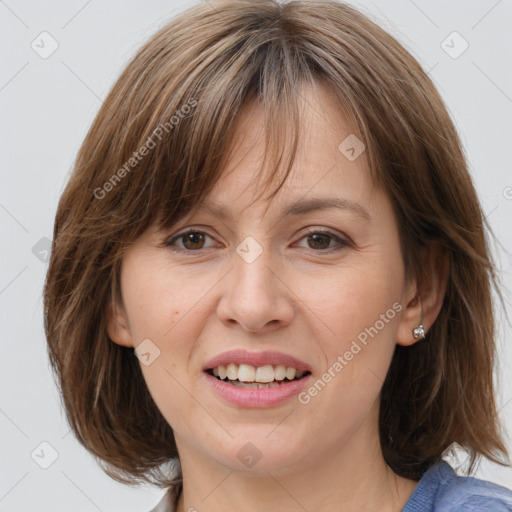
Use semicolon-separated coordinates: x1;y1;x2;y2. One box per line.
403;461;512;512
434;462;512;512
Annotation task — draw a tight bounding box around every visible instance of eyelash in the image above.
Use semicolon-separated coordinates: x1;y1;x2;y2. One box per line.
164;228;351;254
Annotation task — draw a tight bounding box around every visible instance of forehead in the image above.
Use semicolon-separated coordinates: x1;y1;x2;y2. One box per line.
197;80;375;219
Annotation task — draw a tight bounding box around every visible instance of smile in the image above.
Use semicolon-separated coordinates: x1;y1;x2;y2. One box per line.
207;363;309;388
203;350;313;407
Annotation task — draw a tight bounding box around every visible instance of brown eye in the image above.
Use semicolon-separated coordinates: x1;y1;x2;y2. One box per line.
307;233;332;250
166;230;214;251
297;230;350;252
182;232;206;250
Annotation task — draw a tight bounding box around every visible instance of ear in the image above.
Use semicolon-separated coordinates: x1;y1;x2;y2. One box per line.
106;300;134;348
396;243;450;346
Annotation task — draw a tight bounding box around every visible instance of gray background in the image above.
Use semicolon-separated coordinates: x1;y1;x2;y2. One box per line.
1;0;511;510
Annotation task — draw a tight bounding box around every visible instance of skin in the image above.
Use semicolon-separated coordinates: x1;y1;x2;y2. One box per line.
107;80;447;512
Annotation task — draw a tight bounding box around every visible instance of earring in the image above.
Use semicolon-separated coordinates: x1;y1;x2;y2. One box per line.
412;296;426;340
413;323;425;340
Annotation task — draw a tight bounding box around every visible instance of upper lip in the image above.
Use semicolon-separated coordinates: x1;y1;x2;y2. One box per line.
203;349;312;372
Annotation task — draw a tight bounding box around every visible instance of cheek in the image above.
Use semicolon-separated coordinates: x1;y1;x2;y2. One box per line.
307;264;402;357
293;270;402;442
120;255;211;348
119;253;219;422
299;252;405;418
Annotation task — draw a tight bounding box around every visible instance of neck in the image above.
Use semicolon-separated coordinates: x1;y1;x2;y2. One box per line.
174;413;418;512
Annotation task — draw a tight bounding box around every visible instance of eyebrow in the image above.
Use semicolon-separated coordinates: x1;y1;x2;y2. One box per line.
197;196;371;221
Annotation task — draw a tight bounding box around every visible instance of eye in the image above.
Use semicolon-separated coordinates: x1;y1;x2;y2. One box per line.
165;229;216;251
164;228;351;253
295;229;351;252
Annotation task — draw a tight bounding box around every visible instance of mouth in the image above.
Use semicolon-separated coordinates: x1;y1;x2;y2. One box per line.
206;363;311;389
202;349;313;407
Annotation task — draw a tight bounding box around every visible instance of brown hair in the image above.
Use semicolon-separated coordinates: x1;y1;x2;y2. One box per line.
43;0;509;488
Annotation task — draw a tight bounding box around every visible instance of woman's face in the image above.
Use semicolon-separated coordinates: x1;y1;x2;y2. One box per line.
108;82;418;476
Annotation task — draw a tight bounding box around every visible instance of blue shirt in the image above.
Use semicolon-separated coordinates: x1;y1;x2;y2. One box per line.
149;461;512;511
402;461;512;511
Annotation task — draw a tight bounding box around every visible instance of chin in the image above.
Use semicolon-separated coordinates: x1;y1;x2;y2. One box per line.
198;431;312;476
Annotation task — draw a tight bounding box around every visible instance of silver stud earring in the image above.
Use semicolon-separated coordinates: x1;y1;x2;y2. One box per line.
413;324;425;340
412;296;426;340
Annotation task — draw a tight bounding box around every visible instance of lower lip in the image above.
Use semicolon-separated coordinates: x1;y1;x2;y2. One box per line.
204;372;312;408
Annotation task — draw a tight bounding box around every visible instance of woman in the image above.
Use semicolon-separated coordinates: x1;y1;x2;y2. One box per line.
43;0;512;510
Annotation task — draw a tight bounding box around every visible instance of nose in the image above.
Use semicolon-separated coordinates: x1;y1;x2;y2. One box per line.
216;246;295;334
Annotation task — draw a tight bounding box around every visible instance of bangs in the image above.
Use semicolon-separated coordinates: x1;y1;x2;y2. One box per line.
135;49;337;236
88;1;370;243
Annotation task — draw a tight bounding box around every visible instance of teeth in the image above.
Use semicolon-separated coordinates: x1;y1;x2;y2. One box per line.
226;363;238;380
286;367;297;380
255;365;274;383
238;364;256;382
274;364;287;380
229;381;281;389
209;363;306;383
